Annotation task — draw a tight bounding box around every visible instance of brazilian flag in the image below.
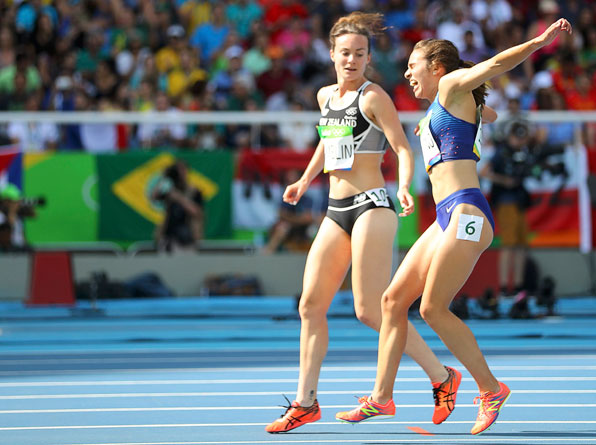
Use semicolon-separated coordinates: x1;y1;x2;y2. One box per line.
97;151;233;242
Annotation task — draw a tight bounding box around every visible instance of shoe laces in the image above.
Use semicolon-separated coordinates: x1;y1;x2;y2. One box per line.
356;395;370;405
433;371;455;408
277;394;294;417
473;392;493;418
277;395;317;426
354;395;379;411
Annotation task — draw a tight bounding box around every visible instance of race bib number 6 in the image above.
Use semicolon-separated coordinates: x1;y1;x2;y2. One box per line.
456;214;484;242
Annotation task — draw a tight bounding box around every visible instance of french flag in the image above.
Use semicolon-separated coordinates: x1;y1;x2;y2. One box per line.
0;144;22;190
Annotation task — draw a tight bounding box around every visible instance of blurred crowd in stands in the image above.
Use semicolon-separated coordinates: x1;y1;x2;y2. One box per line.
0;0;595;152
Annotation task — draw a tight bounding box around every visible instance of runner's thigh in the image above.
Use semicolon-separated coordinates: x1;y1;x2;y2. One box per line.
385;222;443;307
350;208;397;311
301;217;352;311
422;204;493;309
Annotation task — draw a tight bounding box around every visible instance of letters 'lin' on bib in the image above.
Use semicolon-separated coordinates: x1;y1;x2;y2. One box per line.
456;214;484;242
318;125;355;173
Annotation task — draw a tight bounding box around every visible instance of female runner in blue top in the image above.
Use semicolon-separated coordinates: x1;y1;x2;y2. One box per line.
266;11;463;433
336;18;572;435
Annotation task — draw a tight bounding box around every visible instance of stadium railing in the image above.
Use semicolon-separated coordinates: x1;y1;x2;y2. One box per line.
1;110;595;125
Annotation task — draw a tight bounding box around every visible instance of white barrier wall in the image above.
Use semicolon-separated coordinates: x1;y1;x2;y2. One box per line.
0;249;593;301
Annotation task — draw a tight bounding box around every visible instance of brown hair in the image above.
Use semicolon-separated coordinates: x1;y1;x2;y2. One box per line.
413;39;488;106
329;12;386;53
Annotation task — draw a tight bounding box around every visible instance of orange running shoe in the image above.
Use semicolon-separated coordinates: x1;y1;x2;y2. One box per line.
432;366;462;424
335;396;395;423
265;397;321;433
471;381;511;435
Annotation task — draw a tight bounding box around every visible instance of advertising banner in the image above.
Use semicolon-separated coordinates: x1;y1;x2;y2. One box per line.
24;153;97;243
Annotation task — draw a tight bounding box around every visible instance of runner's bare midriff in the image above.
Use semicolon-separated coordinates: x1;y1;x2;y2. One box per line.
328;152;386;199
428;159;480;203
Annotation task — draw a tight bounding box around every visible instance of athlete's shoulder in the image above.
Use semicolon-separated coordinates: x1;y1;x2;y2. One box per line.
317;84;336;108
360;81;391;101
360;81;394;115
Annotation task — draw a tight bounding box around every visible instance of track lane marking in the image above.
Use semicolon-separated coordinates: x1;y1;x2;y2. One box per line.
407;426;434;435
2;420;596;431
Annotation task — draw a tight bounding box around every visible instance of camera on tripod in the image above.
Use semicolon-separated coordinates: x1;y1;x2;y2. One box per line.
16;196;47;218
21;196;47;208
503;122;568;186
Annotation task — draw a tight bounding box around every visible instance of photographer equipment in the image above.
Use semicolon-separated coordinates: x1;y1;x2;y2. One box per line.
0;184;47;212
151;160;205;252
490;122;569;209
21;196;47;207
536;276;557;316
478;288;500;319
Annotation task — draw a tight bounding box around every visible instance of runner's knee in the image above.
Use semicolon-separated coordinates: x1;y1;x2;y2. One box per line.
354;304;379;329
381;290;410;318
298;294;328;321
419;300;448;326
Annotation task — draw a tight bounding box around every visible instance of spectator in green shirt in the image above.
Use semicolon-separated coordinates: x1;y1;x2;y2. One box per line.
0;51;41;94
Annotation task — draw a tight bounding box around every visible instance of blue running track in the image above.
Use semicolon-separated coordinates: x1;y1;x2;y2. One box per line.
0;295;595;445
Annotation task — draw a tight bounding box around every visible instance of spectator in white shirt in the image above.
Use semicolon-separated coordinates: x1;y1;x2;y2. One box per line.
8;92;58;151
79;96;119;153
137;91;188;149
436;8;486;53
471;0;513;35
278;99;317;152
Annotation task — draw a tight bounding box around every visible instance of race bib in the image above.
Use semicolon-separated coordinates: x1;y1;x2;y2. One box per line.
456;214;484;242
473;105;483;159
365;187;390;207
418;110;441;171
318;125;355;172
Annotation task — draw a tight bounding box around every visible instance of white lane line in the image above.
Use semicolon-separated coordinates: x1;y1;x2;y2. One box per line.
1;359;595;370
52;439;596;445
1;342;594;353
0;403;595;414
2;353;596;363
0;356;596;373
2;360;596;375
56;441;596;445
0;348;595;360
1;386;595;399
2;420;596;432
0;420;596;430
0;387;594;395
0;376;595;387
1;366;596;386
0;389;593;399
